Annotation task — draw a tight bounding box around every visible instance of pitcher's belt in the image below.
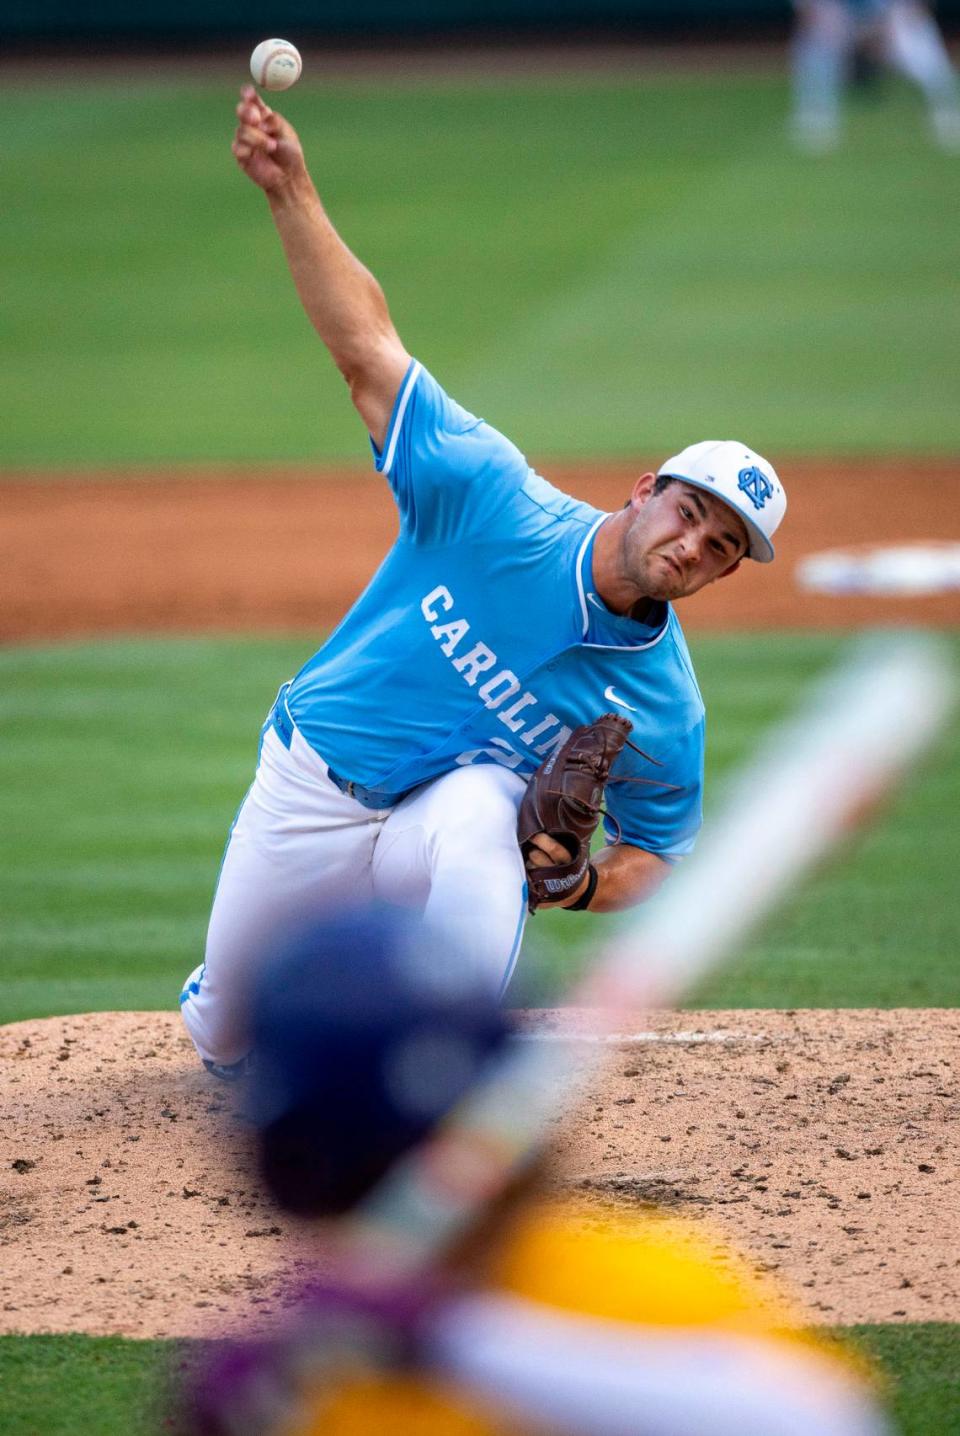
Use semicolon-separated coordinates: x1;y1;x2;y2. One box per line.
268;684;407;810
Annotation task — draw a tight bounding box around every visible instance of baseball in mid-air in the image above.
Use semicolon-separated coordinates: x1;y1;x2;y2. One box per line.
250;39;302;92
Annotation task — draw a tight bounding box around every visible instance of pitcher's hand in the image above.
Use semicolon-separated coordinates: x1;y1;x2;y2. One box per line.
232;84;306;195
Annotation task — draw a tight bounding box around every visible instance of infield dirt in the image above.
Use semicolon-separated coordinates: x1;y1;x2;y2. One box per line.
2;458;959;642
1;1008;956;1338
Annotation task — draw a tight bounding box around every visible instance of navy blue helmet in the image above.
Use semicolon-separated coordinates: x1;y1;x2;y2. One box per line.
248;906;512;1216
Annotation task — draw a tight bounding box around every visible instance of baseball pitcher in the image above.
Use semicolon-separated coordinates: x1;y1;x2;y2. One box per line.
179;87;787;1077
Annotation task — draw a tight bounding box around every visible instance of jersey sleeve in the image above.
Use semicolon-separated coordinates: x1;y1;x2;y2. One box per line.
602;719;704;862
370;360;529;544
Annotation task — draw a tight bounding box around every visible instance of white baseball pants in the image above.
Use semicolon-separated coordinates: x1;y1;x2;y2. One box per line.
179;712;529;1068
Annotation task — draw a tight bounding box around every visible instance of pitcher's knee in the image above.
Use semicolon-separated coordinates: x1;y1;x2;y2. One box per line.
179;964;252;1068
428;763;525;839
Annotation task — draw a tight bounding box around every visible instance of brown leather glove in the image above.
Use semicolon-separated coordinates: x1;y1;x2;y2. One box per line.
517;713;633;911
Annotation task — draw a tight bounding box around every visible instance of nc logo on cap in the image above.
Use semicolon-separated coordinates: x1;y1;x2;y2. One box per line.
737;466;773;512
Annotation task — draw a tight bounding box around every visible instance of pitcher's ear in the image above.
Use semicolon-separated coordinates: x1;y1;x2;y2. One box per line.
628;471;657;508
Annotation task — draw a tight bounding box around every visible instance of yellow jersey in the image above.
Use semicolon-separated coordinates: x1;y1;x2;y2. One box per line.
282;1201;887;1436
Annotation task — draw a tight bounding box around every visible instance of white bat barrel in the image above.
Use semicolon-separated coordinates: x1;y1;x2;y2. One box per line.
349;633;956;1276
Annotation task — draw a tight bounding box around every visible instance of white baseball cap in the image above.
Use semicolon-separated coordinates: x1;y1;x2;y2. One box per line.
657;440;786;563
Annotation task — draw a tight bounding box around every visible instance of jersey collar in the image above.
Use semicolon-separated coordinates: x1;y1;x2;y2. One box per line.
576;517;670;650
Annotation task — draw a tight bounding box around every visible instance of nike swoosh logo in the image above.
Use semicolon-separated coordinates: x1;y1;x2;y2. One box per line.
586;592;606;611
604;686;637;712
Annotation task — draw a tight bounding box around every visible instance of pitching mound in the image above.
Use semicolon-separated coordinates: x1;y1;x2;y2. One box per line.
1;1008;956;1338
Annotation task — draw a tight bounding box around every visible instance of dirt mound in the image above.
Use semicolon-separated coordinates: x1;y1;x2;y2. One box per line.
1;1008;955;1338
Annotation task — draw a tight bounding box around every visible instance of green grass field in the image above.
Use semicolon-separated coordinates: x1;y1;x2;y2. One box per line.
0;1321;952;1436
0;1324;958;1435
1;71;959;466
2;62;957;1436
2;631;958;1023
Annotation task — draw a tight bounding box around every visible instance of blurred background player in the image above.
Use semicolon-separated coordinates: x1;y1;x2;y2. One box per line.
791;0;960;150
181;907;892;1436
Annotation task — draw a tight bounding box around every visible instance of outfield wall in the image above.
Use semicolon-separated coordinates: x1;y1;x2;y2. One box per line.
10;0;960;41
4;2;788;39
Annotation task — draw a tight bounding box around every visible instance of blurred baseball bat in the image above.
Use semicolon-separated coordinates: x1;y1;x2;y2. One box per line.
343;632;956;1278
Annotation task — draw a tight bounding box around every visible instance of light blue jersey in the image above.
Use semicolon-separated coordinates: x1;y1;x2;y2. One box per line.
287;362;705;860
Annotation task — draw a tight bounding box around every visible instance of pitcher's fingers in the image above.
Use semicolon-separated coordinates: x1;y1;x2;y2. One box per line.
526;834;573;868
236;123;277;153
241;85;275;125
236;97;268;128
250;87;275;121
240;83;264;111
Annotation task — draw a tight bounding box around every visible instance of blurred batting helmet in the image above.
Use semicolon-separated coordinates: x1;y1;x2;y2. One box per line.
247;907;512;1216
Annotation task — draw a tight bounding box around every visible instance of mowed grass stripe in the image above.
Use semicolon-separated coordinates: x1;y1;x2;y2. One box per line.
0;1325;957;1435
0;1334;177;1436
1;77;958;464
469;83;960;459
1;631;957;1022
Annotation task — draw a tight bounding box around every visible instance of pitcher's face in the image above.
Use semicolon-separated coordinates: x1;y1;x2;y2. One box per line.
622;475;748;600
